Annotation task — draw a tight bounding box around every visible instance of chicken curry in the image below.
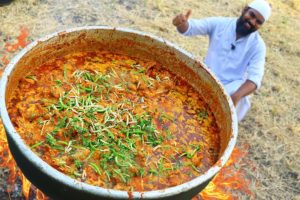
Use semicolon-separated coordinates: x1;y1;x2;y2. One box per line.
8;51;220;191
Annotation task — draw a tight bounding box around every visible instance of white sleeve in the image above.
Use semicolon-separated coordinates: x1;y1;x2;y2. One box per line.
181;17;221;36
246;43;266;89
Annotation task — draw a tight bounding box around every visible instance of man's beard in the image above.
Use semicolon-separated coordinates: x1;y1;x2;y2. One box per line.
236;16;257;36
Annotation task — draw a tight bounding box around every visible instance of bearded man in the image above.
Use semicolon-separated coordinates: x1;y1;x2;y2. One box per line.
173;0;271;121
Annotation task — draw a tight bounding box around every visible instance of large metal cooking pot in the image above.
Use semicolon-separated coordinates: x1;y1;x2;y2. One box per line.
0;27;238;200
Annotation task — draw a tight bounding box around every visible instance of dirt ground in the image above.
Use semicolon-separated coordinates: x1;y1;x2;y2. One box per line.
0;0;299;199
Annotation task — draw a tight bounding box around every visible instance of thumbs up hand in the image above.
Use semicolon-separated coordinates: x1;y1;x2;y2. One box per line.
172;10;192;33
172;10;192;26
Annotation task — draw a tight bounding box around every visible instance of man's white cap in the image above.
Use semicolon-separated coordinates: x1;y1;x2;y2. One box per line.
248;0;272;21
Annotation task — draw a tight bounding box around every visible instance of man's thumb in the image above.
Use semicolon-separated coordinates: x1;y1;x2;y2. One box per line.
185;10;192;19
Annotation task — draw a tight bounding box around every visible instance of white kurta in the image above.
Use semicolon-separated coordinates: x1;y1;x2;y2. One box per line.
182;17;266;121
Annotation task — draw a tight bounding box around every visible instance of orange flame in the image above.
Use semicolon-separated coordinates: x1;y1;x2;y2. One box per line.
0;120;18;193
199;145;255;200
4;26;29;53
21;173;31;200
1;27;29;70
36;189;49;200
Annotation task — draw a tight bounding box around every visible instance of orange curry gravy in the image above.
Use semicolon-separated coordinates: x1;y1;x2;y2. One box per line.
8;51;220;191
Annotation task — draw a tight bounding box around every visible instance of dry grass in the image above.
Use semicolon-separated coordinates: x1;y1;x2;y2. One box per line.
0;0;299;199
